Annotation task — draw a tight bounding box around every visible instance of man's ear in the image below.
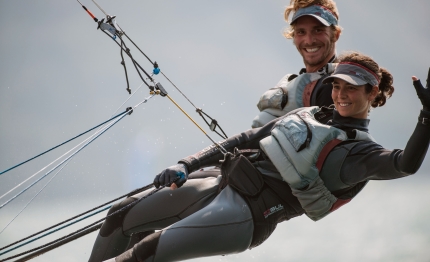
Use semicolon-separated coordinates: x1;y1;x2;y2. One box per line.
333;28;341;42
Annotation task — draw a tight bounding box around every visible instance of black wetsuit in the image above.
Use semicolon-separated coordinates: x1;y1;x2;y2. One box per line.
89;108;430;262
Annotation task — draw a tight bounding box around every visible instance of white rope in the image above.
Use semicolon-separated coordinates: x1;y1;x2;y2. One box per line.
0;159;71;234
0;113;125;210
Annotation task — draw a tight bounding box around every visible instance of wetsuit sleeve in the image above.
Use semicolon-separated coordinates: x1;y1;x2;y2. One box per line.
341;110;430;184
178;117;280;173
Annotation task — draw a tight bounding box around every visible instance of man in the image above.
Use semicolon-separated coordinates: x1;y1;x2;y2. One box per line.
252;1;341;127
89;1;345;261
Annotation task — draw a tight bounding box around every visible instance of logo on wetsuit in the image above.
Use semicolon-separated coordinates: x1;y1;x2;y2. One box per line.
263;204;284;218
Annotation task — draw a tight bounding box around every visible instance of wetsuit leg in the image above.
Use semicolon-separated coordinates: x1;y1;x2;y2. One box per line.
111;186;254;262
88;175;221;262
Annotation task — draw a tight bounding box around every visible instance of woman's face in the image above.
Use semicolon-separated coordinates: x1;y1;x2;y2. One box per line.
331;79;378;119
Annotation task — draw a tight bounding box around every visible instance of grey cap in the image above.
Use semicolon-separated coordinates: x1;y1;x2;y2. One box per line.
290;4;338;26
323;62;380;86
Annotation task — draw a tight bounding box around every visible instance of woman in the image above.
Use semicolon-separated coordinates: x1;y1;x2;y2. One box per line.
90;52;430;262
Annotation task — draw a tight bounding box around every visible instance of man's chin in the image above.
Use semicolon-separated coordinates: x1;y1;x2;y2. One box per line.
304;58;325;68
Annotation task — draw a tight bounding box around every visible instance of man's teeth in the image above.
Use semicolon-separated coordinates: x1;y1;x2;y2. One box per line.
306;47;319;53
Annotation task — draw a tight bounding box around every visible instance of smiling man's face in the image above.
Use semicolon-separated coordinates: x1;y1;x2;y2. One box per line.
293;16;338;72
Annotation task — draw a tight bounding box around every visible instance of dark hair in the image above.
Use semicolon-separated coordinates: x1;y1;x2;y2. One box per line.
338;51;394;108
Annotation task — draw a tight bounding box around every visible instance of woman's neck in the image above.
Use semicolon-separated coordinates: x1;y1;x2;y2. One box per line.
327;109;370;133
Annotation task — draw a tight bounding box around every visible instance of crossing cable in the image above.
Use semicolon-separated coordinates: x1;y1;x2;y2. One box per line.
0;87;150;245
0;110;129;176
0;94;154;210
0;182;154;256
0;112;126;210
77;0;228;140
0;179;173;262
0;158;72;235
0;124;110;203
97;21;229;153
118;27;228;139
0;83;146;237
0;206;110;257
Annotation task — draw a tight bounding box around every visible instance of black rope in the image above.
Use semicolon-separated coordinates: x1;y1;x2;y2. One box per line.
120;39;131;94
78;0;229;139
0;109;130;176
120;29;154;65
0;183;154;253
115;25;229;140
12;223;103;262
101;30;153;86
0;181;171;262
197;110;228;139
117;34;154;84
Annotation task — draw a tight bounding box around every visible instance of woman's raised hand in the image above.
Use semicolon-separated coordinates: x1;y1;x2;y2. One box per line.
412;68;430;111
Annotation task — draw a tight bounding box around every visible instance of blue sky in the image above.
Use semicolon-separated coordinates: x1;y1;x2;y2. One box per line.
1;1;430;261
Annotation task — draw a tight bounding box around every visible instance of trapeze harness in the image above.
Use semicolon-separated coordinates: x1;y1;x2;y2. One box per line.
251;64;337;128
220;106;375;248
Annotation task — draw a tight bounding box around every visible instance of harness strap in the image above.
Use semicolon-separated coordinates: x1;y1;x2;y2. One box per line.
316;139;343;171
316;138;352;213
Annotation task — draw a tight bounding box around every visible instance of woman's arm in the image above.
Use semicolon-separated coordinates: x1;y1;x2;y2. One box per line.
340;111;430;184
342;74;430;184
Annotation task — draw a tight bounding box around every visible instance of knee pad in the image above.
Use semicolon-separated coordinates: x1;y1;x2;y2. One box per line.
100;197;138;237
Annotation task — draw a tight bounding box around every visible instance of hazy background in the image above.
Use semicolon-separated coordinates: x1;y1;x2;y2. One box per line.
1;1;430;261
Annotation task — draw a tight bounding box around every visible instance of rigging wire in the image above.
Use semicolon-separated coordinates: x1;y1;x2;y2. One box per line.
0;0;235;258
2;223;103;262
0;111;127;210
98;20;229;153
0;159;72;235
82;0;228;139
118;26;228;140
0;110;129;176
0;205;111;256
91;0;108;16
0;82;145;235
0;183;153;254
0;92;154;209
0;179;172;262
0;94;155;258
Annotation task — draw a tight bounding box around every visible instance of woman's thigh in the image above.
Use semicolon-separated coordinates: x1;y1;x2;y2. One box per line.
152;186;254;261
123;175;222;234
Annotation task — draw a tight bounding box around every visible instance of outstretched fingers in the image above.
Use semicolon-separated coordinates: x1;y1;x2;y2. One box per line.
412;68;430;111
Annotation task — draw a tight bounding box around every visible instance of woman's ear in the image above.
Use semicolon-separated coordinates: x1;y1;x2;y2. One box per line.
369;85;379;101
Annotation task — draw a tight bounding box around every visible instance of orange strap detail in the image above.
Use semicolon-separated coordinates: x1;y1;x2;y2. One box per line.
302;80;318;107
330;198;351;212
